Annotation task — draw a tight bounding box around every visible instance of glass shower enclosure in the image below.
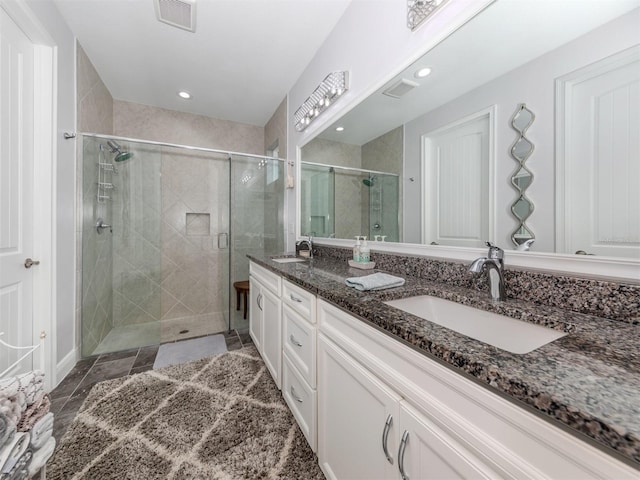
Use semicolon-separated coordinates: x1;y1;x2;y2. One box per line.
80;134;285;356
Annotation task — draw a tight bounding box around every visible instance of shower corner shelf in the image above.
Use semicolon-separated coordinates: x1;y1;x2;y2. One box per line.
0;331;44;378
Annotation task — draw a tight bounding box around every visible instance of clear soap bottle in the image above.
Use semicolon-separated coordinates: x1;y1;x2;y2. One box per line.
359;236;370;263
353;236;361;262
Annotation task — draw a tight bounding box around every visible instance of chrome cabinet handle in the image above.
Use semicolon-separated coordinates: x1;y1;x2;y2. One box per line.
398;430;409;480
289;335;302;347
290;386;303;403
257;293;263;311
24;258;40;269
289;294;303;303
382;414;394;465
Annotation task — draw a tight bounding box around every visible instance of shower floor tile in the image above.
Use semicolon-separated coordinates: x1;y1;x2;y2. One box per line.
160;313;227;342
92;323;161;355
91;313;228;355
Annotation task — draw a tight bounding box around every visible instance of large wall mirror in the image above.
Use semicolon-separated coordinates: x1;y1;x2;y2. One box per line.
299;0;640;261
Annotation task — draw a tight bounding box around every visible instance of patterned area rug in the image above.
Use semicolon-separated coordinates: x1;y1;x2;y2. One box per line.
47;347;324;479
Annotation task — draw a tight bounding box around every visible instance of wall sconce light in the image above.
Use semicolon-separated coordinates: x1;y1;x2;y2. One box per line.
294;71;349;132
407;0;447;31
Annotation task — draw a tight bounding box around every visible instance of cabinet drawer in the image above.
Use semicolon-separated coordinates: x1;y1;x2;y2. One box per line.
282;304;316;388
282;279;316;323
250;261;281;296
283;353;317;452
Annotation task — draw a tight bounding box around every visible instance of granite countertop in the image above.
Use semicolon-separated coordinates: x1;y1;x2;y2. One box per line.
248;253;640;467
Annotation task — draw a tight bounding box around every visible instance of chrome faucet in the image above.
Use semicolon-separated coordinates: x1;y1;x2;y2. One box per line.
468;242;506;301
297;234;314;259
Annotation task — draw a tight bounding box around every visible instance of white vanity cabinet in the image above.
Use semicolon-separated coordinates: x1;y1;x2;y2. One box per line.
248;262;637;478
317;298;638;480
318;335;498;480
281;279;318;451
397;401;499;479
249;262;282;389
318;334;401;479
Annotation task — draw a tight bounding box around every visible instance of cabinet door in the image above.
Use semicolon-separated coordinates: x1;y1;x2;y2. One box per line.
261;287;282;389
397;402;498;480
249;277;263;352
318;335;401;480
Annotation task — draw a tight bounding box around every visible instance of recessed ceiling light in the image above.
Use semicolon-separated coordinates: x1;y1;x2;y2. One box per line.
178;91;191;99
415;67;432;78
336;126;345;132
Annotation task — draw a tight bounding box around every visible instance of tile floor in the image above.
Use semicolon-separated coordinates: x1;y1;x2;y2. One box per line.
50;329;253;441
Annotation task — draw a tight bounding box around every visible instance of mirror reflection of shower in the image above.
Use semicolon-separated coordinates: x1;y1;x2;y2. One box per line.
362;175;376;187
300;162;400;242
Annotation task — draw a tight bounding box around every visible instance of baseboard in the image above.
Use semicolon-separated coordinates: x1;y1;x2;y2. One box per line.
55;347;77;389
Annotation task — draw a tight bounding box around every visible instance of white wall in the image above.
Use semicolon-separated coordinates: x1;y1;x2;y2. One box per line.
403;9;639;252
24;0;77;371
286;0;494;249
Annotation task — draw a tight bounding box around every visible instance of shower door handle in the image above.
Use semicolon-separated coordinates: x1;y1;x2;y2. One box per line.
217;233;228;249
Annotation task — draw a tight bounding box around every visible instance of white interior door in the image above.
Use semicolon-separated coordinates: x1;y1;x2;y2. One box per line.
0;6;36;376
422;109;493;247
558;46;640;259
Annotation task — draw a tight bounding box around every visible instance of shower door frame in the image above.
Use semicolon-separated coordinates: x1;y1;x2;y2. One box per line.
79;133;283;350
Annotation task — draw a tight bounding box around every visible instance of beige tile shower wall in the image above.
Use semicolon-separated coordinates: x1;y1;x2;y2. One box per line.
361;127;403;175
77;43;114;134
301;137;362;238
264;97;287;154
77;43;114;355
113;101;265;154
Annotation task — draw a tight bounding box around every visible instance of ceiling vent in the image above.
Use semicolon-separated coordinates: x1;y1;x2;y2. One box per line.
155;0;196;33
382;78;419;98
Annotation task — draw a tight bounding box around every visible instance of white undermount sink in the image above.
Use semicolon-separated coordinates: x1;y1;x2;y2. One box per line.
384;295;567;354
271;257;307;263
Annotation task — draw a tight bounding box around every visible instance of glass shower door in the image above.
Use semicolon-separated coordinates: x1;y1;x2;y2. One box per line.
230;154;285;332
159;147;231;340
81;135;232;356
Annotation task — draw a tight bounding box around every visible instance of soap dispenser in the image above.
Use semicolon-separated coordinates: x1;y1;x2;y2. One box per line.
353;236;361;262
359;236;370;263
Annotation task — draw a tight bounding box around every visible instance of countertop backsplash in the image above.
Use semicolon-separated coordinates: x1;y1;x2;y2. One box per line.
314;246;639;325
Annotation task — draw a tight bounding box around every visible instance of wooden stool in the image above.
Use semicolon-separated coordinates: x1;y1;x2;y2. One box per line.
233;280;250;319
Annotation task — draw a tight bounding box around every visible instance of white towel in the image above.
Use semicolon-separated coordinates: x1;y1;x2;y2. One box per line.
345;272;406;291
0;371;44;407
0;431;30;474
27;436;55;478
0;413;16;448
0;395;26;426
29;413;53;450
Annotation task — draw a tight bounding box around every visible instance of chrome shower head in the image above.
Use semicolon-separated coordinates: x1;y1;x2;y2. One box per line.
114;151;134;162
106;140;134;162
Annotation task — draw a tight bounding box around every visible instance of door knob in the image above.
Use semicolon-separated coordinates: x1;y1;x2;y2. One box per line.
24;258;40;269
